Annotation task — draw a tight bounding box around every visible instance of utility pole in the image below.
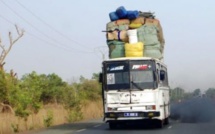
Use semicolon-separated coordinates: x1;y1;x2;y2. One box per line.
94;46;108;60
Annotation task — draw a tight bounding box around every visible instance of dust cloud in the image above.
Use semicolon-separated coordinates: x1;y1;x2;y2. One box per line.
170;97;215;123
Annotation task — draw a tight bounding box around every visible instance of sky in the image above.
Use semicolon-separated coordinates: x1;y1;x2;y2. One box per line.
0;0;215;91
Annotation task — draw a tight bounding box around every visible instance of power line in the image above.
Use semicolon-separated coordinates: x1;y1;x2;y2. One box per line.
26;32;84;53
0;13;94;53
0;14;67;51
14;0;91;49
0;14;14;25
0;0;94;53
94;46;108;60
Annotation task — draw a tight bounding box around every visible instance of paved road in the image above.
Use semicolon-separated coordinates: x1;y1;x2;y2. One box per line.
28;119;215;134
24;98;215;134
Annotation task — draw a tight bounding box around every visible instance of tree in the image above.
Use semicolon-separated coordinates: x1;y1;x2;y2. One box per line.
183;92;193;100
91;73;100;81
40;73;67;103
170;87;185;101
193;88;201;97
0;25;24;112
20;72;67;104
205;88;215;99
0;25;24;66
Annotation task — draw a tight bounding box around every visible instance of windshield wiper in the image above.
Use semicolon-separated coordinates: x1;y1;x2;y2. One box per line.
131;81;144;91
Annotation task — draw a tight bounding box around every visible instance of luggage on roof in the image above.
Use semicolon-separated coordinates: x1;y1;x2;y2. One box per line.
139;11;155;18
107;41;125;58
125;42;144;57
105;6;165;60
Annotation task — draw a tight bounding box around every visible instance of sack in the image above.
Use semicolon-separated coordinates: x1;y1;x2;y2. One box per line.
144;18;165;46
106;19;130;32
106;24;129;31
139;12;155;19
106;19;130;29
125;42;144;57
106;19;130;31
144;49;162;59
132;18;165;47
107;30;128;42
137;24;160;46
107;41;125;58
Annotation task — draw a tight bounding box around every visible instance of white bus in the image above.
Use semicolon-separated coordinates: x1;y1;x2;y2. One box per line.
99;57;170;129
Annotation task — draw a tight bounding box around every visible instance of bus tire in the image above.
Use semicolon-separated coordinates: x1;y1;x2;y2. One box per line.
164;117;169;125
109;122;117;129
156;120;164;128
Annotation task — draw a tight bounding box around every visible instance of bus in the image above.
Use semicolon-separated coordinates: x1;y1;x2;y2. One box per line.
99;57;170;129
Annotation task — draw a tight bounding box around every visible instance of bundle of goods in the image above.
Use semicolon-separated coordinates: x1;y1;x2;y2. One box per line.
104;6;165;60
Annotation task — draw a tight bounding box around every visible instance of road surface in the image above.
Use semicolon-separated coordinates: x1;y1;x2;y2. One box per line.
25;119;215;134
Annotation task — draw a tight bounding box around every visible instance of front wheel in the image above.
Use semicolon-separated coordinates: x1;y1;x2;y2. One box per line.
109;122;117;129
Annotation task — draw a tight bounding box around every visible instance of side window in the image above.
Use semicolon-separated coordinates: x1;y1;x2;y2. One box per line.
156;63;160;83
160;66;168;86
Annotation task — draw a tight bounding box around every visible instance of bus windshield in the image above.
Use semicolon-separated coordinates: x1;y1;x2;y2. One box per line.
104;60;156;90
131;70;154;83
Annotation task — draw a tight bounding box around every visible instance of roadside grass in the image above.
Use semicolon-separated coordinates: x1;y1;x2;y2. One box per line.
0;101;102;134
81;101;103;120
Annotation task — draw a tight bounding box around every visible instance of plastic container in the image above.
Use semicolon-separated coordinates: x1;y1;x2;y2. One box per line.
127;10;139;20
109;12;119;21
127;29;138;44
116;6;127;19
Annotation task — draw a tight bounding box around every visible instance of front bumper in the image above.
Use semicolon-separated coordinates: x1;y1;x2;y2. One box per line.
105;111;160;119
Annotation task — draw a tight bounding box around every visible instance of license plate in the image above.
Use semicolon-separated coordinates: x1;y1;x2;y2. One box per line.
124;113;138;117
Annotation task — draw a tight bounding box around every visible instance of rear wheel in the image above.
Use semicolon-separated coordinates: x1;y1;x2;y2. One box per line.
156;120;164;128
163;103;169;125
164;117;169;125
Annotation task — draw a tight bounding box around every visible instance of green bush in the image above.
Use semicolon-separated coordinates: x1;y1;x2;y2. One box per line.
11;123;19;133
43;110;53;127
66;102;83;123
0;71;102;126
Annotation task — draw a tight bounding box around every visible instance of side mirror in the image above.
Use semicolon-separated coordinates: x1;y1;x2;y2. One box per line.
160;70;165;81
99;73;103;83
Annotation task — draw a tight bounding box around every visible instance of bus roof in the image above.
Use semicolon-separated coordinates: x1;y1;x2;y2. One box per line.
103;57;167;67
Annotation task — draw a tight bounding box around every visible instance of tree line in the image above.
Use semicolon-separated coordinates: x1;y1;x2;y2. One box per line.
0;70;102;122
170;87;215;102
0;25;103;128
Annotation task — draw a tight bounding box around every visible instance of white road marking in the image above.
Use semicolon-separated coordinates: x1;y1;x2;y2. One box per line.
168;126;172;129
94;124;101;128
76;129;86;132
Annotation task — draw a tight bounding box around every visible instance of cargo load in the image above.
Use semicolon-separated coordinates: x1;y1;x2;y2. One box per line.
125;42;144;57
107;29;128;42
107;40;125;58
104;6;165;60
